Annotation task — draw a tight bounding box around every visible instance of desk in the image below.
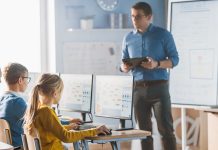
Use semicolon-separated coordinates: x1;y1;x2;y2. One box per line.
0;141;13;150
80;129;151;150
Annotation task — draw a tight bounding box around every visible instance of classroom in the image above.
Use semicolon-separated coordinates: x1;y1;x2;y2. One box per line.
0;0;218;150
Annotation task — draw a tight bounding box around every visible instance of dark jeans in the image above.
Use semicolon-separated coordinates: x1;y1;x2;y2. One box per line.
133;82;177;150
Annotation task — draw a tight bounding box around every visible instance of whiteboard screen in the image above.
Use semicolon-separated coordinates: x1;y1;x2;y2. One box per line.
169;0;218;106
63;42;121;74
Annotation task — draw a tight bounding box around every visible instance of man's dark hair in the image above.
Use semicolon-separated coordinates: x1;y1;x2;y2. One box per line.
132;2;152;16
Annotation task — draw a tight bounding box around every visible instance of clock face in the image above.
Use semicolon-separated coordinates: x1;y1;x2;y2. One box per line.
96;0;119;11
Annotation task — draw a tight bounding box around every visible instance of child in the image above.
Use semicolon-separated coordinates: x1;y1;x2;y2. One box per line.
0;63;29;147
24;73;110;150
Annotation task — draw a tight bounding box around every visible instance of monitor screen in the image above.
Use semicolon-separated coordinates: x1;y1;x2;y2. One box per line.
0;78;6;95
59;74;93;113
94;75;134;120
23;72;41;101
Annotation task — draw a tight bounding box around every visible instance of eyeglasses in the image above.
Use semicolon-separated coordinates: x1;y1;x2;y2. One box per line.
22;76;31;83
131;14;146;20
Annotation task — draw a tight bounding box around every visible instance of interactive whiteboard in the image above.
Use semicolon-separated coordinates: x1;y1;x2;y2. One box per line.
168;0;218;106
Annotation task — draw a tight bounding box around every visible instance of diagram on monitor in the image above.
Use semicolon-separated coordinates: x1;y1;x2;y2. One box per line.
95;75;133;120
59;74;93;113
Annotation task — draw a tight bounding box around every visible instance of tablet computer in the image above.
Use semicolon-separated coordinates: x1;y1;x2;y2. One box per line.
122;57;149;67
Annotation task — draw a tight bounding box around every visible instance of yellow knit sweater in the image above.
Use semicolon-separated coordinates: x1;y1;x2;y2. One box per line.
34;105;97;150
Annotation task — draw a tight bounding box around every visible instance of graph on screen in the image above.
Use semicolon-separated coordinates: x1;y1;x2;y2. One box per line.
59;74;93;113
95;75;133;120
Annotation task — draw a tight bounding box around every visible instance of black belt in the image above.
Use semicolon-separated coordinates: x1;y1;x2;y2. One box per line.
134;80;168;87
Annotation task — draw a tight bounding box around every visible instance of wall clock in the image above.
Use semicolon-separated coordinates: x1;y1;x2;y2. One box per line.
96;0;119;11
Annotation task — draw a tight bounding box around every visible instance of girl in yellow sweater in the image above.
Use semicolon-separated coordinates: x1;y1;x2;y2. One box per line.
24;73;110;150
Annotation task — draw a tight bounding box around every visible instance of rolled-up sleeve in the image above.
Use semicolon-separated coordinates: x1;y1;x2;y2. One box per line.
121;34;129;60
164;32;179;67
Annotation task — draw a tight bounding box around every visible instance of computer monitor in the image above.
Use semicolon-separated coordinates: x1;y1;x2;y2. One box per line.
94;75;134;120
0;78;6;95
23;72;41;101
59;74;93;113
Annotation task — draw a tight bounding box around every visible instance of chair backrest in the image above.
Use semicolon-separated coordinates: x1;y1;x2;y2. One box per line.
21;134;28;150
23;127;42;150
0;119;12;145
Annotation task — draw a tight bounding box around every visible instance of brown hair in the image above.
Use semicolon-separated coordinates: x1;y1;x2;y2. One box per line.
2;63;28;85
132;2;152;16
24;73;64;133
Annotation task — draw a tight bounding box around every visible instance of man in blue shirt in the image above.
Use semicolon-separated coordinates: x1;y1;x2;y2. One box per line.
120;2;179;150
0;63;29;148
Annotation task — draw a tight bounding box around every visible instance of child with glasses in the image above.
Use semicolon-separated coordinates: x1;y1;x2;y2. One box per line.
0;62;29;148
24;73;110;150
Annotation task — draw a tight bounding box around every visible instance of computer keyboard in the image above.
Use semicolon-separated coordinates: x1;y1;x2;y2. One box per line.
78;124;96;130
114;127;133;131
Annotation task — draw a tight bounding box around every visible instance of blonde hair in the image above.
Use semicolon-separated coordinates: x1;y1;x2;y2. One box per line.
24;73;63;134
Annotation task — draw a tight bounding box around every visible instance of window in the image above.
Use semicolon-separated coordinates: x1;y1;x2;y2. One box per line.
0;0;41;72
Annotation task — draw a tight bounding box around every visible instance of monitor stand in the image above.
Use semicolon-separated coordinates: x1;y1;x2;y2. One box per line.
53;104;61;117
81;112;93;123
115;119;134;131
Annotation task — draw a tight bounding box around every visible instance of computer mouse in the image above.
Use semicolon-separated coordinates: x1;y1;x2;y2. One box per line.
108;129;112;135
98;129;112;136
98;133;106;136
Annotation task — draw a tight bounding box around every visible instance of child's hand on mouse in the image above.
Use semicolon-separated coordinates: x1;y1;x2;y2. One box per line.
96;125;110;135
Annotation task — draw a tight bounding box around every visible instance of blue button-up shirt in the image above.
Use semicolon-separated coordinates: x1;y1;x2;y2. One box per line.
122;24;179;81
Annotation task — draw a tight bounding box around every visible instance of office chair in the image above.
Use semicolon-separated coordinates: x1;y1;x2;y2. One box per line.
0;119;12;145
22;127;42;150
